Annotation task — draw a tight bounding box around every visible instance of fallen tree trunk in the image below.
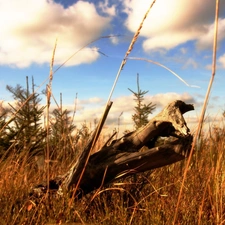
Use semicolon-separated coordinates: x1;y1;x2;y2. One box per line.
32;100;194;198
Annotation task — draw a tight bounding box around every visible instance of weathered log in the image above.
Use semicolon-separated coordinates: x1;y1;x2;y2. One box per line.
31;100;194;198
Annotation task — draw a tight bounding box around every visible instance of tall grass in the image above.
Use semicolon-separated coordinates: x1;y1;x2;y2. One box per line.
0;125;225;224
0;0;223;224
173;0;220;223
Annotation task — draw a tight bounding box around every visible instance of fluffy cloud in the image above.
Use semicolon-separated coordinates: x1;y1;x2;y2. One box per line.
0;0;111;68
110;35;120;45
4;93;197;135
145;92;196;108
218;53;225;68
196;18;225;50
122;0;225;52
78;97;104;105
69;92;196;133
206;52;225;69
182;58;198;69
98;0;116;17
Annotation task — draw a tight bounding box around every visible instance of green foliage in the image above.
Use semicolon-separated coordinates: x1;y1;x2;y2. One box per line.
6;76;46;156
129;73;156;129
50;107;76;161
0;77;84;165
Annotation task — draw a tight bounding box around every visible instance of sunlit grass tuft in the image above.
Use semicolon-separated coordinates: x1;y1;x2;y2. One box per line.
0;124;225;224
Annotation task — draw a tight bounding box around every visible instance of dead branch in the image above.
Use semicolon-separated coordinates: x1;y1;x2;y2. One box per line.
31;100;194;199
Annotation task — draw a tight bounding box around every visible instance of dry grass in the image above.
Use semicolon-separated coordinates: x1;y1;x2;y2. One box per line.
0;1;222;224
0;125;225;225
173;1;220;223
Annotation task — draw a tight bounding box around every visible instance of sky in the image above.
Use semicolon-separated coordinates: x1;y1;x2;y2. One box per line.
0;0;225;135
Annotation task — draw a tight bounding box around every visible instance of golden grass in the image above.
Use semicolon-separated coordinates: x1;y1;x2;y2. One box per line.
0;126;225;224
0;0;222;224
173;1;220;223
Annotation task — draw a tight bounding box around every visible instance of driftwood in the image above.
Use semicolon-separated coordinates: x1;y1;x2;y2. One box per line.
32;100;194;199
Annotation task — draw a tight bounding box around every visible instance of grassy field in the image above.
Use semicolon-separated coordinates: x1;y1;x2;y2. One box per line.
0;125;225;225
0;2;222;224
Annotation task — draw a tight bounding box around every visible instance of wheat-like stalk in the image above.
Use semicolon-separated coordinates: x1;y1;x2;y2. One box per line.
107;0;157;104
173;0;220;224
67;0;157;207
45;39;57;192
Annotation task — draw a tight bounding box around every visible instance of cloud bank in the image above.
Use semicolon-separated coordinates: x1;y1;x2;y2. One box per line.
2;0;225;69
71;92;196;127
122;0;225;52
0;0;111;68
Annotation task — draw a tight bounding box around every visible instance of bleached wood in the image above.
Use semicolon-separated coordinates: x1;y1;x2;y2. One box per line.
31;100;194;199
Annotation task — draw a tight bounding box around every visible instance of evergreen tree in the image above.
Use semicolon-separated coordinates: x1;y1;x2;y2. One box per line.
128;74;156;129
50;94;76;161
6;76;46;156
127;74;156;199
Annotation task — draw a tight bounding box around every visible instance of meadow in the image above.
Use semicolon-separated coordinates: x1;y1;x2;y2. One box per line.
0;124;225;225
0;1;223;224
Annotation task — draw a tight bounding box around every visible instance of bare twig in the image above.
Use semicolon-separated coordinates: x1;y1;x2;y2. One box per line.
128;57;200;88
53;35;120;74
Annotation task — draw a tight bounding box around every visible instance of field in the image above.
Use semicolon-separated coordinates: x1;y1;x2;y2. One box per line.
0;1;223;224
0;125;225;225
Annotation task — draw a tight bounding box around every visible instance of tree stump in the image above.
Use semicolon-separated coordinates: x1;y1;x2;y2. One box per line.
31;100;194;199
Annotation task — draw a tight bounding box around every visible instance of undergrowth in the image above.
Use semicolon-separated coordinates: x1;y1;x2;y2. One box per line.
0;125;225;225
0;1;222;224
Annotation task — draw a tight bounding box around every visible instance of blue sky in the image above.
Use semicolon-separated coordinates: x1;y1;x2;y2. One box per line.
1;0;225;134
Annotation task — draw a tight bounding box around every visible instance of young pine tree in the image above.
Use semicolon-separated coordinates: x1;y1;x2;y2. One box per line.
50;93;76;162
128;74;156;129
6;76;46;156
127;74;156;199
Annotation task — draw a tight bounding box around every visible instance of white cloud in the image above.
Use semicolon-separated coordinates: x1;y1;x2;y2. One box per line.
206;53;225;70
78;97;104;105
218;53;225;68
110;35;119;45
98;0;116;17
122;0;225;52
180;47;187;55
4;92;198;136
182;58;198;69
196;18;225;50
0;0;111;68
146;92;195;108
143;31;199;51
69;93;196;134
